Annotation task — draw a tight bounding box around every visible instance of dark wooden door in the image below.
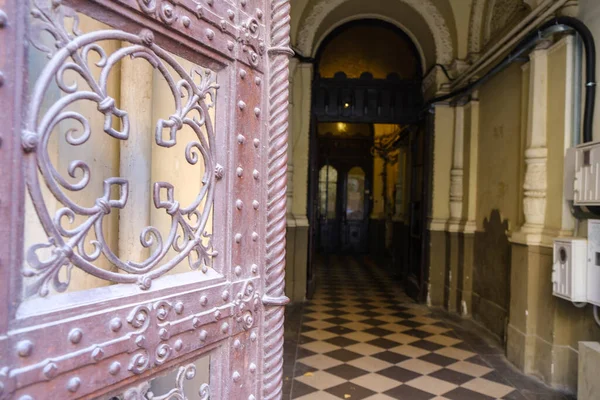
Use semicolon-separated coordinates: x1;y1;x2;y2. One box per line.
316;136;371;254
317;163;341;253
0;0;291;398
340;166;369;253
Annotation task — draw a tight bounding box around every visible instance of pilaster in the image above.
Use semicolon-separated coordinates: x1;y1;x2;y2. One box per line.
449;105;465;231
464;98;480;235
512;43;551;246
429;104;455;232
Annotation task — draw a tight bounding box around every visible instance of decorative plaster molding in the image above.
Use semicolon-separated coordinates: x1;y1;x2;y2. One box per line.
510;227;573;248
485;0;529;46
422;67;440;94
296;0;454;65
557;0;578;17
519;45;548;238
286;214;310;228
428;217;449;232
450;59;470;77
292;215;310;228
522;147;547;228
463;220;478;235
468;0;487;58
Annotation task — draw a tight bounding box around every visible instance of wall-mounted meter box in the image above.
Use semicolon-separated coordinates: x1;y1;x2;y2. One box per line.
553;238;588;302
587;220;600;306
572;141;600;205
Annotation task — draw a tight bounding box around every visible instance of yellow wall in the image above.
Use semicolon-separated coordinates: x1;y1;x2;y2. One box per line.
545;41;568;232
476;63;525;231
291;63;312;219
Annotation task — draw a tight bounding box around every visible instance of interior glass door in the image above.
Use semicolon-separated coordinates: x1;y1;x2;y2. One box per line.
318;165;339;252
341;167;368;253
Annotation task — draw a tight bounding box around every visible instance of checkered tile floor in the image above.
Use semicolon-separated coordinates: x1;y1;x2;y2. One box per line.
284;256;573;400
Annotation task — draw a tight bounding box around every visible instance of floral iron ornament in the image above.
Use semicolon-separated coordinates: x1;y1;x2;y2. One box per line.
121;363;210;400
23;0;219;297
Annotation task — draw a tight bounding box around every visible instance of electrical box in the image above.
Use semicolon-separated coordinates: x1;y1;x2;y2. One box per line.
573;141;600;205
588;220;600;306
564;147;576;201
553;238;588;302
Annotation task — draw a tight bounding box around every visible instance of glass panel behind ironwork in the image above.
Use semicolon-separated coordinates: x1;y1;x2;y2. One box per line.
318;165;337;219
346;167;365;220
22;8;218;299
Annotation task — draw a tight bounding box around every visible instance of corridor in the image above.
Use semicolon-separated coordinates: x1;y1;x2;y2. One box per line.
282;256;573;400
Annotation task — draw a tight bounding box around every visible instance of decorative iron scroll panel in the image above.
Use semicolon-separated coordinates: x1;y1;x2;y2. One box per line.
312;74;423;124
0;0;291;399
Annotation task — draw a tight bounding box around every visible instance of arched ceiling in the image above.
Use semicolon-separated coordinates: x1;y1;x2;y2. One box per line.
318;23;422;79
292;0;458;68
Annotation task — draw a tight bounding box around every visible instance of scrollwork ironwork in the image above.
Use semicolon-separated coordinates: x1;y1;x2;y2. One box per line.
232;281;260;331
240;16;265;67
117;364;210;400
23;0;219;297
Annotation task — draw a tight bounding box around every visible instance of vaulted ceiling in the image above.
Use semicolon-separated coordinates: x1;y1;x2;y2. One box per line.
290;0;534;69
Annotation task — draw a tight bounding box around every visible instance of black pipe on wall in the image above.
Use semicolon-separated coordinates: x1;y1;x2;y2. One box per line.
425;16;596;144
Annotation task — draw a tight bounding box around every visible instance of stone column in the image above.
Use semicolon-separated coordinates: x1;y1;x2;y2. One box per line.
520;43;550;241
428;103;455;306
464;98;480;235
449;105;465;226
429;104;455;231
446;104;465;313
118;49;153;262
458;98;480;316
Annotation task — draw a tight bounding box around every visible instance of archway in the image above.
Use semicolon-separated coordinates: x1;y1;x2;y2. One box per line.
306;20;430;301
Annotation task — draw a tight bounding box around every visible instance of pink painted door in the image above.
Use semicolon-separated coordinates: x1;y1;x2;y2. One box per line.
0;0;291;398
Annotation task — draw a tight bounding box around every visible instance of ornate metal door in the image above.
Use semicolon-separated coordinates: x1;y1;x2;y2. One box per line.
0;0;291;398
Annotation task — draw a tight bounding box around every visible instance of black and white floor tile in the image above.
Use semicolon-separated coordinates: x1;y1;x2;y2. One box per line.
283;255;575;400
